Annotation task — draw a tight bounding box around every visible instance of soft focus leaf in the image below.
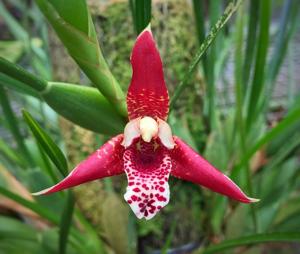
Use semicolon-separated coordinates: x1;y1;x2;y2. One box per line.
0;87;34;166
170;0;242;109
202;232;300;254
59;191;75;254
0;41;24;62
101;193;130;254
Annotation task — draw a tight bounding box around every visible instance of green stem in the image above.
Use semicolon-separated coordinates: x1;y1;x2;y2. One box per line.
0;57;47;92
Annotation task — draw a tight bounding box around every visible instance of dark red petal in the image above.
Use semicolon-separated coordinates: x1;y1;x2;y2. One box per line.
170;137;259;203
127;26;169;121
123;141;172;220
33;135;125;195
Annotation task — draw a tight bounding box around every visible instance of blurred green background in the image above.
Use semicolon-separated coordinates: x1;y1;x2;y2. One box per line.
0;0;300;253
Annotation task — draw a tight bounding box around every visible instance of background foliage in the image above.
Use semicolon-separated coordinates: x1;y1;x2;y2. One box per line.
0;0;299;253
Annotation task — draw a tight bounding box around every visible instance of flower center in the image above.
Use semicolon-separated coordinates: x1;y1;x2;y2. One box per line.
139;116;158;143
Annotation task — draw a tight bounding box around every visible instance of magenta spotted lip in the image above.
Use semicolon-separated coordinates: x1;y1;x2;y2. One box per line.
33;26;259;220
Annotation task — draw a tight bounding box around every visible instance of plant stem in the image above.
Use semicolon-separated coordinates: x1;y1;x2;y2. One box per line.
0;57;47;92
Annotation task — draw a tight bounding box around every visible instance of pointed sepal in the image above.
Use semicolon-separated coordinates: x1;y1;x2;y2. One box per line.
127;27;169;120
33;135;125;195
171;137;259;203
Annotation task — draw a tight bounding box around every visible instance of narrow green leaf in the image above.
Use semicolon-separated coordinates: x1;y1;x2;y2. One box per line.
170;0;242;110
0;87;33;166
0;41;24;63
133;0;151;34
59;191;75;254
161;220;177;254
36;142;59;183
129;0;137;33
231;106;300;179
0;1;28;42
261;0;299;112
0;216;38;241
242;0;259;90
202;232;300;254
0;138;26;167
246;0;271;127
234;5;258;232
143;0;152;26
22;110;68;176
206;0;222;128
0;186;58;224
135;0;145;34
192;0;208;77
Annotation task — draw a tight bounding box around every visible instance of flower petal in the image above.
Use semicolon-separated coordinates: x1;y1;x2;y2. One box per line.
123;142;172;220
127;26;169;121
33;135;125;195
157;118;175;149
171;137;259;203
122;118;141;148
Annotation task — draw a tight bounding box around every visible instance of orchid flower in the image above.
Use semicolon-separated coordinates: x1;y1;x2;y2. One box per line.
34;26;258;220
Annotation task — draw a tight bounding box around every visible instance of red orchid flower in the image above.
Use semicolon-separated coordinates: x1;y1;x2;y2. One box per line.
34;27;258;220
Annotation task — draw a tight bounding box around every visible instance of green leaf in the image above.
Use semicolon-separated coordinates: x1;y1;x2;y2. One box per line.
170;0;242;110
0;58;125;134
0;73;40;98
132;0;152;34
0;186;58;224
59;191;75;254
0;87;34;166
0;1;28;42
34;0;127;117
43;82;125;135
0;216;37;241
242;0;259;89
22;110;68;176
246;0;271;127
202;232;300;254
261;0;300;112
0;41;24;63
49;0;89;34
231;106;300;179
0;138;27;167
